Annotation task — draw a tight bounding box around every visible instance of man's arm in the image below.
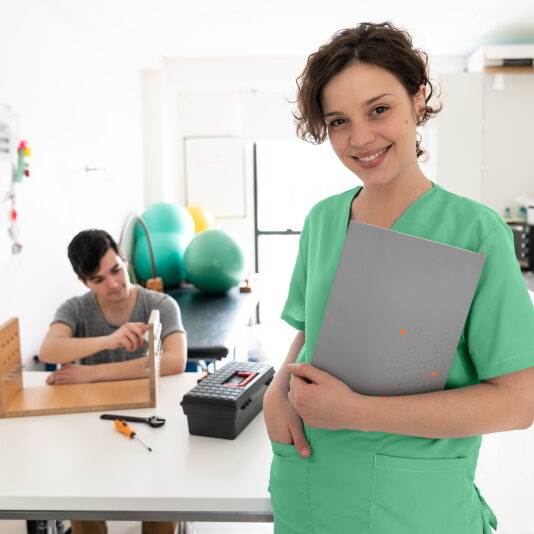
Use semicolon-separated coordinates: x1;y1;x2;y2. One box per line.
43;330;187;385
159;331;187;375
39;322;147;364
64;330;187;379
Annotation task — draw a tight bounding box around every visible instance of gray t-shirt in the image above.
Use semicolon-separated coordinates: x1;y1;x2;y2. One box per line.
52;285;185;365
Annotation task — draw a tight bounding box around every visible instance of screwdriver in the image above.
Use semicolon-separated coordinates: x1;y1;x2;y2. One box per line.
114;419;152;452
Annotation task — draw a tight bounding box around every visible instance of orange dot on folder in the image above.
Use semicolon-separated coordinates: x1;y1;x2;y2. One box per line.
430;371;438;377
399;329;406;335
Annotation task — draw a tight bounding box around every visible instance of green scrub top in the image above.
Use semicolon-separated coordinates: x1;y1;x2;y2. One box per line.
269;183;534;534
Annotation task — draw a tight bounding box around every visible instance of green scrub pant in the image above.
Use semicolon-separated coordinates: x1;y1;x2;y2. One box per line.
269;437;497;534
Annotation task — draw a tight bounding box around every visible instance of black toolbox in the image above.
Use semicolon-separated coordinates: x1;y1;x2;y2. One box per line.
180;361;275;439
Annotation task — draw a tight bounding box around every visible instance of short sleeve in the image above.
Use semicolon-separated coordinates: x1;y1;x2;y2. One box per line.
281;221;309;331
465;223;534;379
159;295;185;340
51;298;79;333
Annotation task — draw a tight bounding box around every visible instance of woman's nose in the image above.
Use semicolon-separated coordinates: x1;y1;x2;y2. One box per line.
348;121;376;149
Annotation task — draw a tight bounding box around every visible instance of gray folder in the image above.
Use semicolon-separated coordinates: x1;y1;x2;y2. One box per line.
312;221;486;396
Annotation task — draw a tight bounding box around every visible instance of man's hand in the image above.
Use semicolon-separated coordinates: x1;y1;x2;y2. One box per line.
46;364;97;385
288;362;368;431
106;322;147;352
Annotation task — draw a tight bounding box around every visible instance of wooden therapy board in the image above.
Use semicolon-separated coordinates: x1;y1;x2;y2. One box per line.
0;311;162;418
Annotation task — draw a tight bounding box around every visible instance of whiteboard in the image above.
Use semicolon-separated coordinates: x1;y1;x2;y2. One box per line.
184;137;246;218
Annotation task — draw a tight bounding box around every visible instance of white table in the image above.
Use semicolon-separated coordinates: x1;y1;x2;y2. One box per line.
0;373;273;522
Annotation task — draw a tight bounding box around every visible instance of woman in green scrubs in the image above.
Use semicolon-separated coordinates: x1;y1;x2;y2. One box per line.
263;22;534;534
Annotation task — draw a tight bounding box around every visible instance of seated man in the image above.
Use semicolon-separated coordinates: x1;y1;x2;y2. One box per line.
40;228;186;383
40;229;186;534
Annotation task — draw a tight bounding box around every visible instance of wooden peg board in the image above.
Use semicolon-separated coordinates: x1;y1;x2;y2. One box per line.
147;309;162;405
0;318;24;414
0;310;162;418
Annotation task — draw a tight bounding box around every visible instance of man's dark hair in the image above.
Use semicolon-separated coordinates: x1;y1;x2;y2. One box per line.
67;229;120;281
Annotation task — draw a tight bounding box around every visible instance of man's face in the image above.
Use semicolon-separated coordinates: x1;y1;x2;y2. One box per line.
82;248;131;304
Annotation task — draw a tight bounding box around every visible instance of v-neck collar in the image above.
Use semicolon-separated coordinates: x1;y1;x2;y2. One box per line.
346;181;438;232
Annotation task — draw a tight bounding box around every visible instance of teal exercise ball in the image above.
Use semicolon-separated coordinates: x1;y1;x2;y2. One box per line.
134;203;195;287
136;203;195;237
184;229;248;294
135;232;191;287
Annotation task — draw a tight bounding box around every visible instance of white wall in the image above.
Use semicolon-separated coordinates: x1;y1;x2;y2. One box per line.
431;73;485;200
0;1;157;365
143;57;304;268
434;71;534;216
482;72;534;215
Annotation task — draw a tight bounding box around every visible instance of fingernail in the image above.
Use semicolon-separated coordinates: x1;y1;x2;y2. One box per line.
301;448;311;457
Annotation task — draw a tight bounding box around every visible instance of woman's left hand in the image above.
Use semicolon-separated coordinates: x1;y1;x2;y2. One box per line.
287;362;368;430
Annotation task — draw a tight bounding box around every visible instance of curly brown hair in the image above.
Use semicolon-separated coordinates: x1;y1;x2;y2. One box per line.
295;21;442;158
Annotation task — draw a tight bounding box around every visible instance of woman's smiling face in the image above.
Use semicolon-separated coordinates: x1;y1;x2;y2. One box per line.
321;62;425;188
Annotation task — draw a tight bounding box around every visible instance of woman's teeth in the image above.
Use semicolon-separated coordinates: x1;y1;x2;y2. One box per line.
356;147;388;162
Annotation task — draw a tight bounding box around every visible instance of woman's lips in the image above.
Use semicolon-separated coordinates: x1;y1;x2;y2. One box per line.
351;145;391;168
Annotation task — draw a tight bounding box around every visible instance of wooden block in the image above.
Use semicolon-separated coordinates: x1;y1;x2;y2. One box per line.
146;277;164;293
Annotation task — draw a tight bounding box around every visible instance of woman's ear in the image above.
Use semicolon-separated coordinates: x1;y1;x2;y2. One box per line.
414;84;427;123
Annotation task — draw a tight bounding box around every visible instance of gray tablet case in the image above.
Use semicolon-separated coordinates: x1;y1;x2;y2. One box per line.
312;221;486;396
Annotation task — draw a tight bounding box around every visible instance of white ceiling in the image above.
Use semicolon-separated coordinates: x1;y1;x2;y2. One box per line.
89;0;534;58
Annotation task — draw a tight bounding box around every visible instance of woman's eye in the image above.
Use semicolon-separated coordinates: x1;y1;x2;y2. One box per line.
371;105;389;116
328;118;347;127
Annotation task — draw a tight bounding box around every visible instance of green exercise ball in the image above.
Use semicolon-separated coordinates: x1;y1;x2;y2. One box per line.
134;203;195;287
135;232;191;287
184;229;248;294
136;203;195;237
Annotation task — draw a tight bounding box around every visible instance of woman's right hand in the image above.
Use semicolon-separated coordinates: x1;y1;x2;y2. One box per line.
263;384;312;458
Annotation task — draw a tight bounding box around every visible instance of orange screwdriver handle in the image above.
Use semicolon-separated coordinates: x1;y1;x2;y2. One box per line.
115;419;135;439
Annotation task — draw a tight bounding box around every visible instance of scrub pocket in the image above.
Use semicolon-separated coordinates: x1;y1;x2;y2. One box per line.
269;441;312;534
369;454;471;534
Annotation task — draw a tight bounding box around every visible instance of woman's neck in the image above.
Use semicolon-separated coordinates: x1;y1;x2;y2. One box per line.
351;173;432;229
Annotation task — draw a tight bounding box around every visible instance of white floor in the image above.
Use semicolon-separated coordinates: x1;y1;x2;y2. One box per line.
0;521;273;533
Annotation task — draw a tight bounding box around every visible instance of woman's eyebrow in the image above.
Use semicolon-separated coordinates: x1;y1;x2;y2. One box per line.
324;110;342;118
323;93;394;118
363;93;393;106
